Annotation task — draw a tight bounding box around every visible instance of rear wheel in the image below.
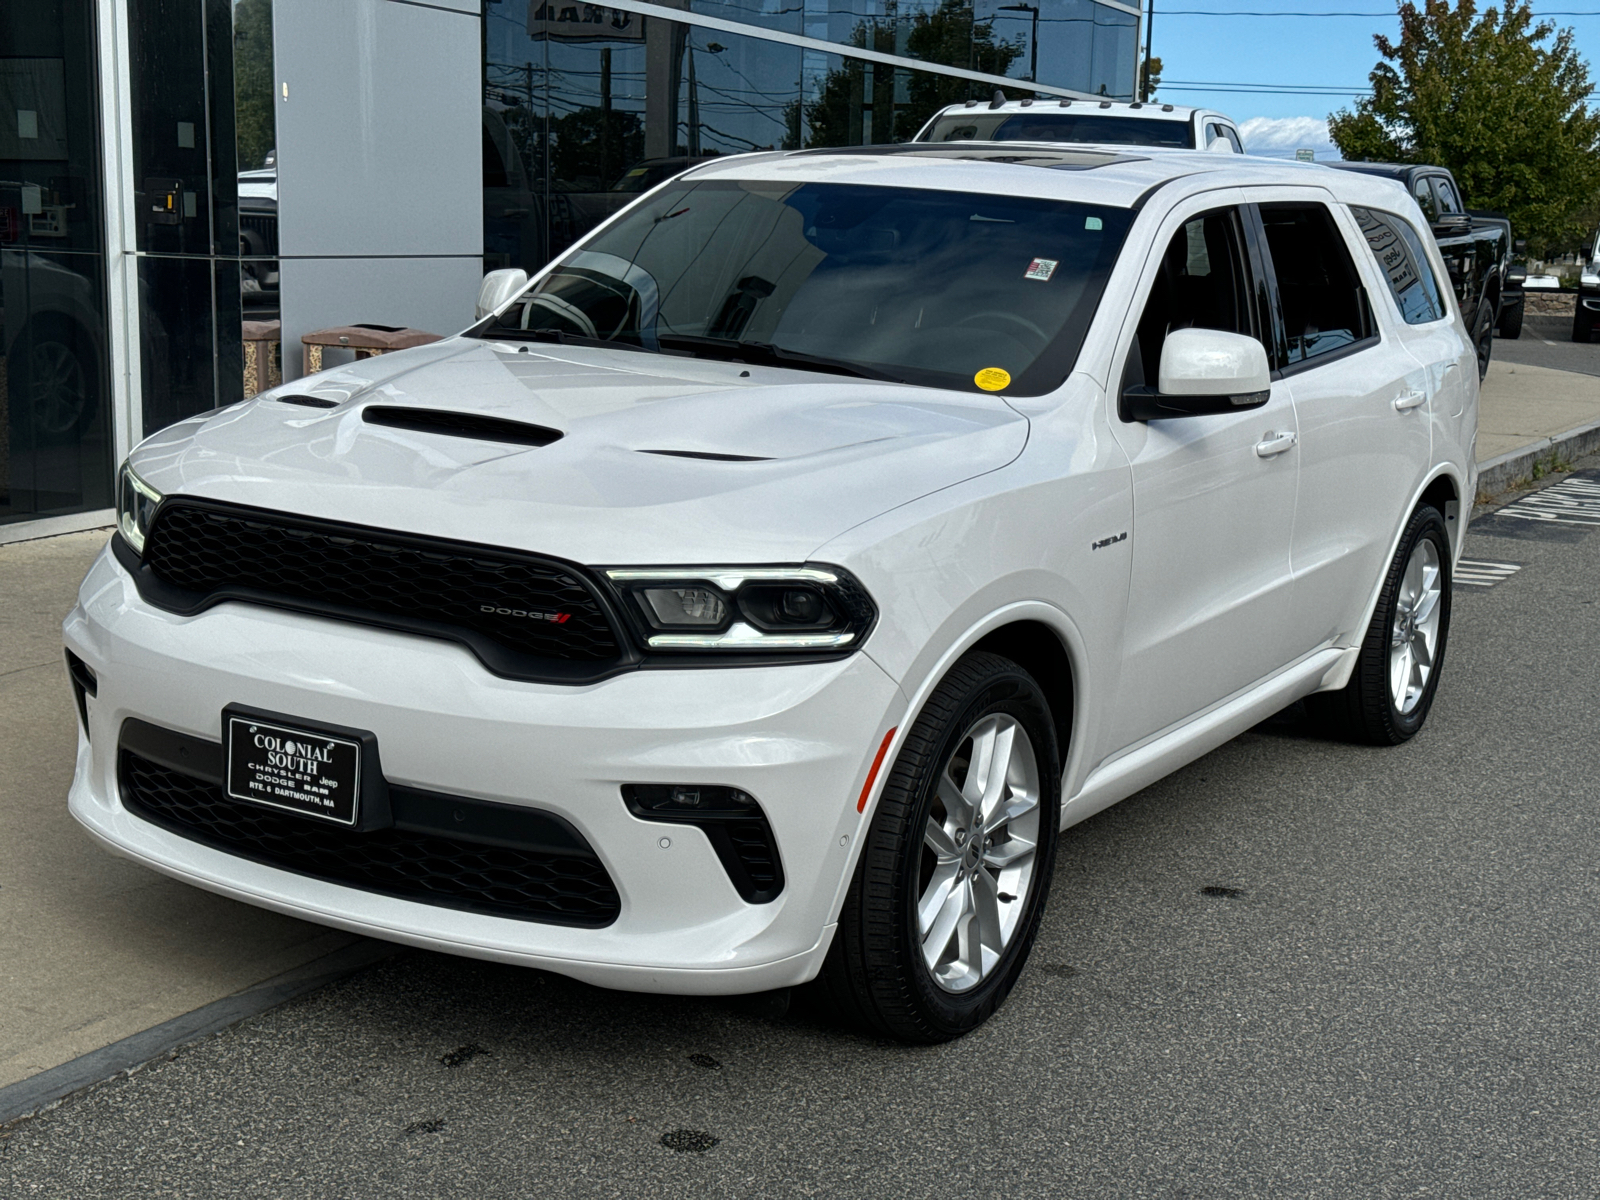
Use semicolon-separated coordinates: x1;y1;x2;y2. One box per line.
1307;505;1452;745
1472;300;1495;380
818;651;1061;1043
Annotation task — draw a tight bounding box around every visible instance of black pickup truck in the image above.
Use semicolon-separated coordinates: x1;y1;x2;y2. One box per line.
1328;162;1523;378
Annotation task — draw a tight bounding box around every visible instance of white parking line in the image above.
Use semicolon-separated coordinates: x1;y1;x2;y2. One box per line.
1495;477;1600;527
1455;559;1523;588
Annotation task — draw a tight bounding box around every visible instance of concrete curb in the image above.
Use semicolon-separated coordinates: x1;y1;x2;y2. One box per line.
0;939;399;1129
1475;416;1600;503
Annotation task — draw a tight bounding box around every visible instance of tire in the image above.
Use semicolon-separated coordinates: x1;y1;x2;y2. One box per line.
1496;297;1524;339
1575;305;1595;344
1306;506;1453;746
1471;300;1495;381
7;315;100;442
818;651;1061;1043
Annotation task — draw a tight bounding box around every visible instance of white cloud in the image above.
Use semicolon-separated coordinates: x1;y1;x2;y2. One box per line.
1237;116;1339;159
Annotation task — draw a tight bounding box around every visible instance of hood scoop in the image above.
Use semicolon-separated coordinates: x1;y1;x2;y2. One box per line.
273;393;339;409
362;406;563;448
638;449;772;462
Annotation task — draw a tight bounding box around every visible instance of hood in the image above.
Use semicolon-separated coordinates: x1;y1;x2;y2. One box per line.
132;337;1029;564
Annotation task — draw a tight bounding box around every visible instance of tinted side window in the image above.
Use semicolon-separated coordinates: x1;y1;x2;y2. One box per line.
1257;203;1374;365
1432;177;1463;215
1125;206;1256;391
1222;126;1244;153
1411;178;1438;222
1351;207;1446;325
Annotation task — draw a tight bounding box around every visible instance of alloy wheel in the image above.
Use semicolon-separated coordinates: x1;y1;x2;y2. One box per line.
918;713;1041;993
1389;536;1443;714
29;340;88;437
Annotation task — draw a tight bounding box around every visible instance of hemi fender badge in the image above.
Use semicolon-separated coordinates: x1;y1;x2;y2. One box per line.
1091;532;1128;551
481;605;571;623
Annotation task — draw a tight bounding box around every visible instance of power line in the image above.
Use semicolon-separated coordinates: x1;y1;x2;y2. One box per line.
1161;6;1600;12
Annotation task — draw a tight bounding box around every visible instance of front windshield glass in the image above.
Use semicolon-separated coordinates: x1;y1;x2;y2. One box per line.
921;112;1194;149
480;179;1132;396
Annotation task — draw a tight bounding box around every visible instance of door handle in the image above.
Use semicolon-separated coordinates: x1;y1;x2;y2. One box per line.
1393;390;1428;411
1254;430;1297;457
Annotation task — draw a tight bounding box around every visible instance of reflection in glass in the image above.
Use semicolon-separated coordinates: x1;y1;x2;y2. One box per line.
483;179;1132;395
1;0;113;524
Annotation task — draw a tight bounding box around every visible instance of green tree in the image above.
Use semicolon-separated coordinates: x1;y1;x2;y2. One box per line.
1329;0;1600;248
233;0;276;172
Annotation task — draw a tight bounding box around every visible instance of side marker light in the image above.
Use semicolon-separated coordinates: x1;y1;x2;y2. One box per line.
856;727;898;814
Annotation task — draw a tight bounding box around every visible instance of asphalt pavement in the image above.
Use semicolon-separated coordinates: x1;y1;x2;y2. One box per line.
3;457;1598;1197
1495;313;1600;378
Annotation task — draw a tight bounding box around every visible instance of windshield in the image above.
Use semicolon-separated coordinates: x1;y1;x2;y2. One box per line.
480;179;1132;396
921;112;1194;149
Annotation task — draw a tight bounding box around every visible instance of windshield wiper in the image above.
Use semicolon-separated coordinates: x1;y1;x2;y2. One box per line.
655;335;908;384
474;327;662;355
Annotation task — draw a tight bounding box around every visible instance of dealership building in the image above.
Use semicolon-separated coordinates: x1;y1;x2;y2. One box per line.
2;0;1139;540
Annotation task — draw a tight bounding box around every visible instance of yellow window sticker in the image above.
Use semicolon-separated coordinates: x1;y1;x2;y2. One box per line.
974;367;1011;391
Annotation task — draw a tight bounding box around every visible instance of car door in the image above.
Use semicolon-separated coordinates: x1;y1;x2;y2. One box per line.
1249;195;1434;653
1103;196;1301;750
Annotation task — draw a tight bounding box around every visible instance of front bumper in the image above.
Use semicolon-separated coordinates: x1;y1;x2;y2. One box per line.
64;543;905;994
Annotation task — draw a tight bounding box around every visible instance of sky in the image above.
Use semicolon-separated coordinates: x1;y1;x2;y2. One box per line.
1150;3;1600;159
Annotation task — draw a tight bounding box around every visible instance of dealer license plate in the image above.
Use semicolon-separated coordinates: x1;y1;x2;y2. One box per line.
225;715;362;826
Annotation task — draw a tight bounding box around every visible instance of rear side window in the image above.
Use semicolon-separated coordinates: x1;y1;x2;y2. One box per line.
1222;126;1244;153
1351;207;1446;325
1257;203;1374;365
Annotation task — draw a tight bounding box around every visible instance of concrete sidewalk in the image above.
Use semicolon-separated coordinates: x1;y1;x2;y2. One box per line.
1477;359;1600;498
0;355;1593;1107
0;531;357;1093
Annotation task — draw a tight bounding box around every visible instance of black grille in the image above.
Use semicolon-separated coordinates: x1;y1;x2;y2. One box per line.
137;500;625;679
240;212;278;256
119;750;621;926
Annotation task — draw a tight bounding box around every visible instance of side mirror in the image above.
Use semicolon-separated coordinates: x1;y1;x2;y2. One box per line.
1514;239;1528;253
1121;328;1271;422
1432;212;1473;236
475;268;528;321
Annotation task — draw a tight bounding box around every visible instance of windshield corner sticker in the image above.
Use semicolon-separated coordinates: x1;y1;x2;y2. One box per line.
1024;257;1059;282
974;367;1012;391
1091;531;1128;551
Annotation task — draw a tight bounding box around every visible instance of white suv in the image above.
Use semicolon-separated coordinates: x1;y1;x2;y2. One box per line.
67;145;1474;1043
914;97;1246;153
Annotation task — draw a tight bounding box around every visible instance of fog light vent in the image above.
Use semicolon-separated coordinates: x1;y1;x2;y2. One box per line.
622;784;784;904
65;650;97;739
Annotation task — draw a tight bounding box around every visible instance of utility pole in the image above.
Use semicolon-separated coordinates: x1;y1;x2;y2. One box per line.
1141;0;1156;101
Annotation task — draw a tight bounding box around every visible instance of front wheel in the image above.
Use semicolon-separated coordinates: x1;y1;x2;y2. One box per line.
1496;297;1524;339
1307;505;1453;745
818;651;1061;1043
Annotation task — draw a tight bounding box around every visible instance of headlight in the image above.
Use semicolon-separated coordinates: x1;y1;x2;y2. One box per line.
604;565;876;653
116;460;163;554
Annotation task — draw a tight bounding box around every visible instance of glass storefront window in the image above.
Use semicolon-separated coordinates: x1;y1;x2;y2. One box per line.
126;0;274;438
1;0;114;525
485;0;1138;283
